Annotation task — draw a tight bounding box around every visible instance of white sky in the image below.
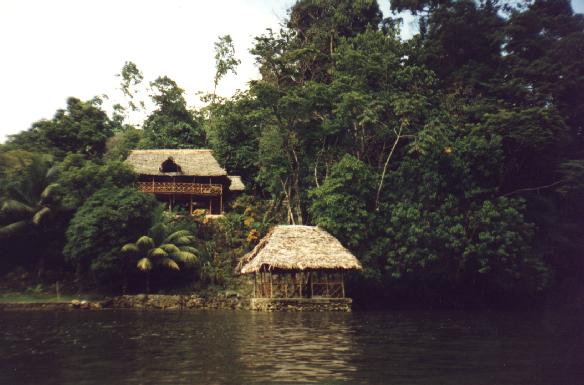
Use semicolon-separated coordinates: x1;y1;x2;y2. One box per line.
1;0;580;143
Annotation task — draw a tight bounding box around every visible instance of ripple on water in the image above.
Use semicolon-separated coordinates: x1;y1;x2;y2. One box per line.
0;309;582;385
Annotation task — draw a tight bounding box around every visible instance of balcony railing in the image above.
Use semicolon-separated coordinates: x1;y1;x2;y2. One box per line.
137;181;222;195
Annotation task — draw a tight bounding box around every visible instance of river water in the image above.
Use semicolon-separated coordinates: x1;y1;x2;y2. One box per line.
0;309;582;384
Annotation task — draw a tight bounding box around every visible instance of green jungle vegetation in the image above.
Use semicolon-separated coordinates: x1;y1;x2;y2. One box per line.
1;0;583;308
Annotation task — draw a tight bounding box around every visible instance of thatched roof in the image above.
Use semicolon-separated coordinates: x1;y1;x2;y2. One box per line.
239;225;362;274
228;176;245;191
125;149;227;176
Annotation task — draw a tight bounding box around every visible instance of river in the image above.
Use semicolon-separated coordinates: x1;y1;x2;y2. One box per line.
1;309;582;384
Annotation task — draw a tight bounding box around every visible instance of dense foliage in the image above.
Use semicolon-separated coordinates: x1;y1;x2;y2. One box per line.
1;0;582;307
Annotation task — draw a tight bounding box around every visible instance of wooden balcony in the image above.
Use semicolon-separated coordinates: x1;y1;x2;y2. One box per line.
137;181;222;196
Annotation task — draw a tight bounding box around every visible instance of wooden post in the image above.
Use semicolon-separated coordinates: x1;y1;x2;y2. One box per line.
310;272;314;298
209;197;212;215
151;176;154;191
325;273;330;297
253;274;257;298
341;272;345;298
189;195;193;216
269;272;273;298
220;185;224;214
284;274;288;298
299;273;302;298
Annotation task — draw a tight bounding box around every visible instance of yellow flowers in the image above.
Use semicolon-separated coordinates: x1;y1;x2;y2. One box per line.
247;229;259;243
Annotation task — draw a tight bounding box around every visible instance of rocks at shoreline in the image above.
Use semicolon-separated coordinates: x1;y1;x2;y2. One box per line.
110;294;248;310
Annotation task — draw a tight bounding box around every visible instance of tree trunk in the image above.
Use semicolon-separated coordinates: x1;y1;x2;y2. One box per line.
146;273;150;295
375;127;402;210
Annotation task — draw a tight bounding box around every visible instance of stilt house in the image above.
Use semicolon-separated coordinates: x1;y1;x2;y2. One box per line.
125;149;244;216
238;225;362;310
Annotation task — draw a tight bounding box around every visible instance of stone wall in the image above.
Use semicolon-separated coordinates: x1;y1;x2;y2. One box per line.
109;294;249;310
250;297;353;312
1;295;353;312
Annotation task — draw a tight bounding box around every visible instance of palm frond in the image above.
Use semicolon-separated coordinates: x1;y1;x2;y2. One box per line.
175;236;195;245
6;183;34;207
137;257;152;271
172;251;198;265
0;220;30;240
136;236;155;250
160;244;180;254
45;165;60;182
180;245;199;255
32;207;51;226
40;183;60;202
162;258;180;270
0;200;35;219
163;230;192;244
148;247;167;258
121;243;140;254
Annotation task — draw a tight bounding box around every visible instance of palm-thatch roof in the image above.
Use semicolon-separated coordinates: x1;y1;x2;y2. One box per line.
228;176;245;191
238;225;362;274
125;149;227;176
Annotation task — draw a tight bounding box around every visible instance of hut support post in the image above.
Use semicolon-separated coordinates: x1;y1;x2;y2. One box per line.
284;274;288;298
189;195;193;216
269;272;273;298
253;274;257;298
325;274;330;297
310;272;314;298
220;185;223;214
341;272;345;298
298;273;303;298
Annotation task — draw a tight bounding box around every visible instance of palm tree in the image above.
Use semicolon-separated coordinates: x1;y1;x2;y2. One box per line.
121;229;198;294
0;156;60;277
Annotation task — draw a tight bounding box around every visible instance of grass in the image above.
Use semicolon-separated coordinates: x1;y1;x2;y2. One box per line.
0;293;94;303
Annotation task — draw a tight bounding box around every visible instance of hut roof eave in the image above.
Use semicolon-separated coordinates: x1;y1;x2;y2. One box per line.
238;225;362;274
125;149;227;177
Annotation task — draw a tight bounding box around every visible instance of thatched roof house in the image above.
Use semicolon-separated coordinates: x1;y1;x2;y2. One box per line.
125;149;245;215
239;225;362;274
125;149;227;176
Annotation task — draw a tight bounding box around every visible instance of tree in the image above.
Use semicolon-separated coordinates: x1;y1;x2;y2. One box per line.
55;154;137;211
309;155;377;248
63;187;159;289
121;227;198;294
141;76;205;148
0;156;61;276
212;35;241;101
5;97;114;159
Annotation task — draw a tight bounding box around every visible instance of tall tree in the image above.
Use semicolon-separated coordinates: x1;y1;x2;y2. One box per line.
5;97;114;159
141;76;206;148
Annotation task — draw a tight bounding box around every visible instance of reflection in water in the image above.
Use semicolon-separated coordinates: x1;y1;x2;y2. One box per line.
236;312;358;383
0;309;582;384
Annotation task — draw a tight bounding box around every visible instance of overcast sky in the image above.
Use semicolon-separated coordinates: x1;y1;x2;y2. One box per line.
0;0;582;142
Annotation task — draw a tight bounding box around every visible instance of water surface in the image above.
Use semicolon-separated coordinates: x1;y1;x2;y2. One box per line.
1;309;582;384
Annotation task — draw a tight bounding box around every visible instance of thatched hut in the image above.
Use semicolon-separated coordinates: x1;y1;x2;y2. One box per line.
125;149;245;215
238;225;362;301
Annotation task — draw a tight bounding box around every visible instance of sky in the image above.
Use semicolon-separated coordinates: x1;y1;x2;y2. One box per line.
0;0;581;143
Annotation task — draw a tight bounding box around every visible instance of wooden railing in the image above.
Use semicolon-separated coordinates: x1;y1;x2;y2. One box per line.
137;181;222;195
255;282;344;298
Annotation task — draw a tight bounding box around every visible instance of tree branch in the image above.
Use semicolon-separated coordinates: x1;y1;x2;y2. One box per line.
502;180;563;197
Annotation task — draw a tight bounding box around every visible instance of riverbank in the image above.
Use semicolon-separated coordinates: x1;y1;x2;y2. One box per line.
0;294;355;312
0;293;249;311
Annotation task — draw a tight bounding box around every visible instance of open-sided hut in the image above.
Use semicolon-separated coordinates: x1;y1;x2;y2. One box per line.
125;149;244;216
238;225;362;310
